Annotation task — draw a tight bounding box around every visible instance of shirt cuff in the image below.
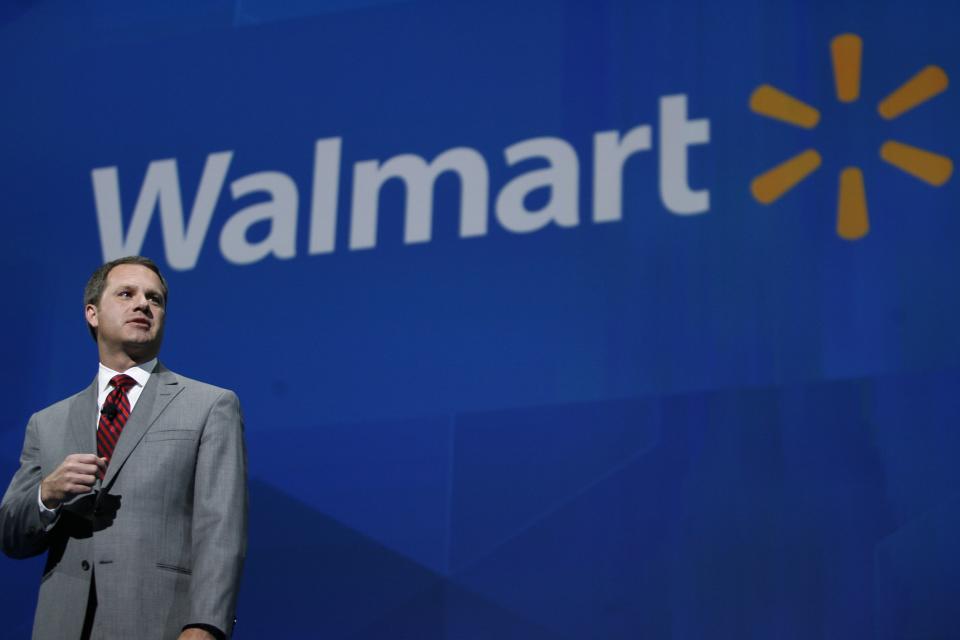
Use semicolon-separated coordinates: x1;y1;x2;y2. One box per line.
37;485;60;530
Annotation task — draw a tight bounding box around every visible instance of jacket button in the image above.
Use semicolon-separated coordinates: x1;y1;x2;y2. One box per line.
81;561;90;571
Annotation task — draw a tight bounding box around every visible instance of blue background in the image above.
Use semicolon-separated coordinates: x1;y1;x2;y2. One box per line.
1;0;958;638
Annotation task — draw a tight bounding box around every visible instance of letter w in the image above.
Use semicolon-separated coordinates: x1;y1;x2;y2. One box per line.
91;152;233;270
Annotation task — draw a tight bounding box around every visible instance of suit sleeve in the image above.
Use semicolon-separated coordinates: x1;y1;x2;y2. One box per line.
187;390;248;638
0;414;52;559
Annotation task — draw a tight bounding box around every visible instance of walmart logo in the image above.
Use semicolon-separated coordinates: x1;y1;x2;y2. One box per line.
749;33;953;240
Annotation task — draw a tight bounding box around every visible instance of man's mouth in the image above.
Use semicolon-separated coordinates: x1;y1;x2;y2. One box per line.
128;318;151;328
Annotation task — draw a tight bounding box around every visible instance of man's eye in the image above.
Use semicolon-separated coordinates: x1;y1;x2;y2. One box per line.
118;291;131;297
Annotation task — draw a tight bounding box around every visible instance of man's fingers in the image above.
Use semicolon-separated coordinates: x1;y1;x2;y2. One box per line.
66;453;101;465
70;463;101;476
44;454;104;501
64;473;97;493
64;473;97;489
57;454;109;479
72;472;98;485
65;482;95;495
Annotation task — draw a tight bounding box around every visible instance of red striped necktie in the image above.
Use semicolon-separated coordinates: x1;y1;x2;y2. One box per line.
97;374;137;463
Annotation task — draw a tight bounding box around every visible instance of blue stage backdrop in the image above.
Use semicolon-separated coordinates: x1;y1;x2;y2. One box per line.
1;1;958;638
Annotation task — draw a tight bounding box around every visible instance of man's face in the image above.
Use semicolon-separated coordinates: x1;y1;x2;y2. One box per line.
85;264;166;358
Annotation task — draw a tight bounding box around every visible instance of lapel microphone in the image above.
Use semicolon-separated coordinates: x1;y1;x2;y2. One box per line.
101;402;119;420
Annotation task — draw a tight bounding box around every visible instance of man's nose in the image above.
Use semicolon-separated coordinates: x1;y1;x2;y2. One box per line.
133;295;153;314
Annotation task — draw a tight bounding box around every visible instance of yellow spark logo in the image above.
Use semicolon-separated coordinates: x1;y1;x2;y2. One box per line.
749;34;953;240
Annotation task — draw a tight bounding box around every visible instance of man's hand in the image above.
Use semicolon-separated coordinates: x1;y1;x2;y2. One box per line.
178;628;217;640
39;454;106;509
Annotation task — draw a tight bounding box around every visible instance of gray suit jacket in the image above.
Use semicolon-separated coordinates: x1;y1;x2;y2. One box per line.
0;364;247;639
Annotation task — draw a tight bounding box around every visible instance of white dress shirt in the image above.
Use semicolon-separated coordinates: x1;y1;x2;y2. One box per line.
37;359;158;525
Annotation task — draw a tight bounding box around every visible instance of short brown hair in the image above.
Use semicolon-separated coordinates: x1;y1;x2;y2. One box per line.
84;256;169;340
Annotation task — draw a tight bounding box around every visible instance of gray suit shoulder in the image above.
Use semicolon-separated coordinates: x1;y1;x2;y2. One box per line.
164;368;239;403
31;385;93;422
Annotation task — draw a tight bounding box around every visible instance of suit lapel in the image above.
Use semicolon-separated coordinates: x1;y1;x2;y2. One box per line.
102;364;183;488
69;377;98;453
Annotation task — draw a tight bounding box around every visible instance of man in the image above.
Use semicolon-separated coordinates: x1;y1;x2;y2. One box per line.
0;256;247;640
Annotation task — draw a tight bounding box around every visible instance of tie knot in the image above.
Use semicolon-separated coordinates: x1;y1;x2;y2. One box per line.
110;374;137;393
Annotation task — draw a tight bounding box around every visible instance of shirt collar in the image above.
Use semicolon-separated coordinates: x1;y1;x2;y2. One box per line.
98;358;158;395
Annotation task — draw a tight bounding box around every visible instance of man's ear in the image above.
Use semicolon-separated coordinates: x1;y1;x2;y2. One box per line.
85;304;99;329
